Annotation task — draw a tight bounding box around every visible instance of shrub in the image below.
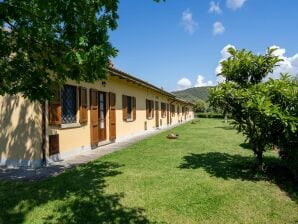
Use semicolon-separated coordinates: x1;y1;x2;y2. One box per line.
279;139;298;181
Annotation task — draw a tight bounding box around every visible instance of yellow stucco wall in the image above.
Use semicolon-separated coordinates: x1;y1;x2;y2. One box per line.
48;75;194;158
0;94;42;167
0;73;194;166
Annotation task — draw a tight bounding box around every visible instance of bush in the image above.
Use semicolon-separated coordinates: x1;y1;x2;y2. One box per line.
194;99;207;113
279;139;298;181
195;113;232;119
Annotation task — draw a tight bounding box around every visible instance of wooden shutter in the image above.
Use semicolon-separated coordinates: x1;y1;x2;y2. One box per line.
49;134;60;156
90;89;99;147
146;100;149;119
151;100;154;118
133;97;136;121
171;104;175;117
161;103;166;118
49;89;61;125
109;92;117;140
122;95;127;121
79;87;88;124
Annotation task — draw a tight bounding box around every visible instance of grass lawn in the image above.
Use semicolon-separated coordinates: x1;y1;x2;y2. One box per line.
0;119;297;224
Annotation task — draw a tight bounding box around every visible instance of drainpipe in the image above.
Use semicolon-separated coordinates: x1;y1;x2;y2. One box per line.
41;101;47;166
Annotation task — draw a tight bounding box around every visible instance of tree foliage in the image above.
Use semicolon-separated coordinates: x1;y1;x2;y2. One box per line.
194;99;207;113
0;0;119;100
209;47;298;169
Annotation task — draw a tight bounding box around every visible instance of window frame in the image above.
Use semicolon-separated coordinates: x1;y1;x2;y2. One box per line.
171;104;175;117
123;95;136;122
127;96;133;121
161;102;166;118
146;99;154;119
61;85;78;124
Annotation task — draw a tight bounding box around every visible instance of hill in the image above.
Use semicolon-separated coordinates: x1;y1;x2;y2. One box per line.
172;86;212;102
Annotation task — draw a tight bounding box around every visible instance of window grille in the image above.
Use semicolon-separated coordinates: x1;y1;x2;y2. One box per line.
62;85;77;124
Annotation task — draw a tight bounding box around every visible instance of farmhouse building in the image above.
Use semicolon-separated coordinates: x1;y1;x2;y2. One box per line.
0;67;194;167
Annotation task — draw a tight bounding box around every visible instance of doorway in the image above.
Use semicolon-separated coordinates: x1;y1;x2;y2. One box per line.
98;92;107;142
90;89;99;148
166;104;170;125
155;101;159;128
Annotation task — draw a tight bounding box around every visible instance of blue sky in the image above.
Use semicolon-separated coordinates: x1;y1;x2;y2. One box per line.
110;0;298;91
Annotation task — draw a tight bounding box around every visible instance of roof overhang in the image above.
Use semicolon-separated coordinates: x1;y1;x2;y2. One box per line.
108;67;195;107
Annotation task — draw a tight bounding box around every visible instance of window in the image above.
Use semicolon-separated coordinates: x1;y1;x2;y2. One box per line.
161;102;166;118
182;106;187;115
146;99;154;119
171;104;175;117
123;95;136;121
49;85;88;126
127;96;133;120
61;85;77;124
186;107;189;115
177;105;180;115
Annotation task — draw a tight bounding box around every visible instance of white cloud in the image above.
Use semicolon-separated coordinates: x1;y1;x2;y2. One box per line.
226;0;247;10
177;78;192;90
269;45;298;78
213;44;298;82
215;44;236;78
213;21;225;35
209;1;222;14
181;9;198;34
195;75;213;87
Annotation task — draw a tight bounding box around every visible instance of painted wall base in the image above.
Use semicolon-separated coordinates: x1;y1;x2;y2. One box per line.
0;157;42;168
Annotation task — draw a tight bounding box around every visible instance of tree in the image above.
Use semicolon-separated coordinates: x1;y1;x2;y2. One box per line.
209;47;297;169
0;0;119;101
194;99;207;113
0;0;163;165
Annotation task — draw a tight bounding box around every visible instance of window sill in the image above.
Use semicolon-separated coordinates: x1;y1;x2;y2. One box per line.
60;123;82;129
126;118;134;122
147;117;154;120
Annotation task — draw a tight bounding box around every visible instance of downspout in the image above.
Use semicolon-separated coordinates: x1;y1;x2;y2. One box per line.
41;101;47;166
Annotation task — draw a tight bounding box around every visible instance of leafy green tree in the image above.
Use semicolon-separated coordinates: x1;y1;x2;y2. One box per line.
0;0;119;101
0;0;163;165
194;99;207;113
209;47;298;169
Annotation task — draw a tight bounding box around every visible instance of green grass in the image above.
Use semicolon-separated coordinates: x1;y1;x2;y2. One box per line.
0;119;297;224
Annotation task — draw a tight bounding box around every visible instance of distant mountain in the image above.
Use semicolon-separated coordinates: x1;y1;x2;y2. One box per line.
172;86;212;102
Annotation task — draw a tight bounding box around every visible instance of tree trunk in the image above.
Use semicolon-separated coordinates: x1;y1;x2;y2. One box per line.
41;101;47;166
256;147;264;171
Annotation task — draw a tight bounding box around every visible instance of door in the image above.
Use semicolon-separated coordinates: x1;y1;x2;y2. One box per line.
170;104;172;124
98;92;107;142
166;104;170;125
109;92;116;140
155;101;159;128
90;89;99;148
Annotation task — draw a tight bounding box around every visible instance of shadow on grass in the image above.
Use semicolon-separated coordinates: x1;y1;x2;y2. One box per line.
179;152;298;204
239;142;252;150
214;126;234;131
0;161;152;224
